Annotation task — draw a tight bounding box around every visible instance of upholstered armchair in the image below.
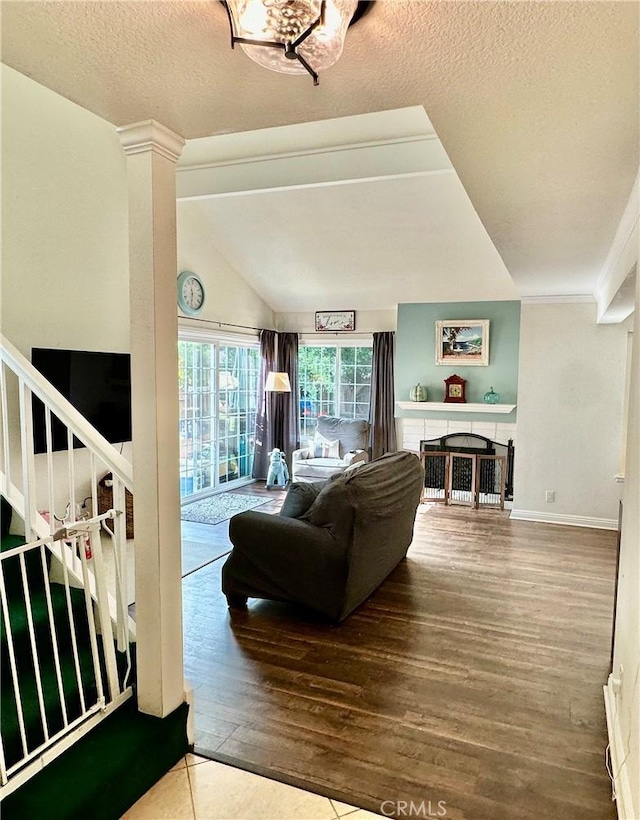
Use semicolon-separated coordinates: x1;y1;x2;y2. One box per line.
291;416;370;483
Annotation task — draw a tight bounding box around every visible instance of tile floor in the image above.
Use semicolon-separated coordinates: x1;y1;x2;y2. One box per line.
123;754;383;820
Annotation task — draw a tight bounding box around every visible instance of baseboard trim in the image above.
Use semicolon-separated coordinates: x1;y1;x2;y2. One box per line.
604;677;635;819
509;509;618;530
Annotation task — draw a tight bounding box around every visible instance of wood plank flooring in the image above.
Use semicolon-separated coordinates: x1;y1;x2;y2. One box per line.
182;487;618;820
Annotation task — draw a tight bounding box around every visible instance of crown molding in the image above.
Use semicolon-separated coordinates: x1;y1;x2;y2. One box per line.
177;134;441;173
596;170;639;294
520;294;595;305
595;169;639;322
117;120;185;162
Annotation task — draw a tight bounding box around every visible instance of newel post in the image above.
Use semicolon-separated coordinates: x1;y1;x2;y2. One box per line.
117;120;185;718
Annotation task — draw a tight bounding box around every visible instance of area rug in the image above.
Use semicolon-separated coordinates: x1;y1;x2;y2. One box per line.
180;492;270;525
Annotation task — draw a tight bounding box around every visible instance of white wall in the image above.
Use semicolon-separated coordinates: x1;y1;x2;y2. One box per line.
512;303;629;527
177;202;274;331
276;309;396;335
1;66;130;357
1;66;131;516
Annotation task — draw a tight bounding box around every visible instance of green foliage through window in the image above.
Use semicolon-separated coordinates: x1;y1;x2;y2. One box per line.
298;346;372;440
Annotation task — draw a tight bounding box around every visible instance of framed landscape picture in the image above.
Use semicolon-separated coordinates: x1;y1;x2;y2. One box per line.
436;319;490;366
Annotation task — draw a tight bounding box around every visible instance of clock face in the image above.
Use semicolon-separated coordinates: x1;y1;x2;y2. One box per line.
177;271;205;316
449;384;462;398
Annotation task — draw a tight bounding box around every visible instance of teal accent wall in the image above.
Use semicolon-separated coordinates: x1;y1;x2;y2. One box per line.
396;301;521;422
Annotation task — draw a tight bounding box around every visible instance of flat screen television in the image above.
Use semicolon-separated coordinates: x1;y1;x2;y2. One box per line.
32;348;132;454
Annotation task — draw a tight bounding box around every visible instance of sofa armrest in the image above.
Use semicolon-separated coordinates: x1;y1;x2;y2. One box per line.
228;510;341;561
224;511;348;620
342;449;369;467
292;447;310;463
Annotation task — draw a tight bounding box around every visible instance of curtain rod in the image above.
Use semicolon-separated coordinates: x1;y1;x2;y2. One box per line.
183;316;274;333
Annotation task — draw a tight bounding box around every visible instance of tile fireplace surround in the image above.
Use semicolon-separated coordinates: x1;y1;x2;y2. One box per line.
397;416;517;454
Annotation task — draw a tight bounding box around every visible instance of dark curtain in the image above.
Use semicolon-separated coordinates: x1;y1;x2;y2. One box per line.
368;331;397;460
252;329;277;479
276;332;300;462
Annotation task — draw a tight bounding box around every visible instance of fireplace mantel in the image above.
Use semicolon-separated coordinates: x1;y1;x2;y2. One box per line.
396;401;516;414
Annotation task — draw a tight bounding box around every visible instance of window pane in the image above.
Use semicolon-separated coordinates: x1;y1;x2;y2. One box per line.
298;344;371;437
341;346;355;365
357;347;372;366
298;346;337;436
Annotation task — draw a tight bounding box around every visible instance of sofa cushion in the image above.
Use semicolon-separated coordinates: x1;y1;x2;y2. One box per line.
279;481;325;519
292;459;345;480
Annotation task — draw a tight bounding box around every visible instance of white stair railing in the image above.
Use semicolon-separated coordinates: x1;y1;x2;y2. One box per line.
0;334;135;795
0;513;132;794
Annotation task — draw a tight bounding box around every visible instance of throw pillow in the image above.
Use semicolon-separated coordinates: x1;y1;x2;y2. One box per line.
279;482;325;519
300;474;354;543
313;432;340;459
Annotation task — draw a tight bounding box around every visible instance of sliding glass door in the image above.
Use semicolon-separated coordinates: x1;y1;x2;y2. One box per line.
179;337;259;500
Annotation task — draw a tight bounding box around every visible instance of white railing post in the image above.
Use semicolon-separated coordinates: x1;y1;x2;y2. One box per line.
18;380;37;540
112;477;130;653
86;521;121;701
0;362;11;484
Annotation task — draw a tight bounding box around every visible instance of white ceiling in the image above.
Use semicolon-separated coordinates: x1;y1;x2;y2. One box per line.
2;1;638;311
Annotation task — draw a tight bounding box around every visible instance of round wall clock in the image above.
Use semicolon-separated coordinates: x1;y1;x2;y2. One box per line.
177;270;205;316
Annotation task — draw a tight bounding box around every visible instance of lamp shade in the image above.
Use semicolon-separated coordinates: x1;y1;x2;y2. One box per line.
265;371;292;392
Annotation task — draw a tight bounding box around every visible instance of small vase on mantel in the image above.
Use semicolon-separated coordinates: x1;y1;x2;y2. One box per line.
410;383;428;402
483;386;500;405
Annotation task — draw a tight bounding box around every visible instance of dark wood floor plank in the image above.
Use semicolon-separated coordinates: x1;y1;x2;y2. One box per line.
183;489;617;819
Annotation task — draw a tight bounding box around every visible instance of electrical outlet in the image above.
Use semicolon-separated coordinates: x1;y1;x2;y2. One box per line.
545;490;555;503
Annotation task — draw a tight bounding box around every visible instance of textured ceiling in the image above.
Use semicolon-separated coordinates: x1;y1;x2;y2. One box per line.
2;1;638;304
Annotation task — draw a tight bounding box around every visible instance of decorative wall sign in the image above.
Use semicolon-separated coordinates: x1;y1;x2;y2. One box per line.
436;320;489;366
315;310;356;332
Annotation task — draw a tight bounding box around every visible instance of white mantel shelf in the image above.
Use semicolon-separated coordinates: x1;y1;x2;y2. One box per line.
396;401;516;414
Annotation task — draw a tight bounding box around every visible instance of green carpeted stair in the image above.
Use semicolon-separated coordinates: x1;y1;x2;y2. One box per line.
1;501;189;818
1;526;98;772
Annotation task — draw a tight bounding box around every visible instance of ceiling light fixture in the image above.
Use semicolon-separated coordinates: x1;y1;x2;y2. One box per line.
221;0;373;86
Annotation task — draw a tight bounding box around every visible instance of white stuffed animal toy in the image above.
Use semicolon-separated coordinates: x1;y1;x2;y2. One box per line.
266;448;290;489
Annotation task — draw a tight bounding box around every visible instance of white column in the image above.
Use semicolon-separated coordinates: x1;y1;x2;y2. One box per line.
117;121;185;718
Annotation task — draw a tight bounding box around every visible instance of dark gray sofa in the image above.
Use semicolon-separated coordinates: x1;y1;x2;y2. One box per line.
222;451;424;622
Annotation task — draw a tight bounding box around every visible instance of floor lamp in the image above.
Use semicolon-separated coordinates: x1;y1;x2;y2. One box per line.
265;371;291;450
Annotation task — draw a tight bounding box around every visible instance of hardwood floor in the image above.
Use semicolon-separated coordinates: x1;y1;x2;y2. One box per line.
182;488;618;819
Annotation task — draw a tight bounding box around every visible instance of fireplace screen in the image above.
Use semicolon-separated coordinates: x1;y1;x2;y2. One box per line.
420;433;513;509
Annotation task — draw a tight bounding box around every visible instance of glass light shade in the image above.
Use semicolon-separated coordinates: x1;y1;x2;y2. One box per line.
265;371;292;392
227;0;358;76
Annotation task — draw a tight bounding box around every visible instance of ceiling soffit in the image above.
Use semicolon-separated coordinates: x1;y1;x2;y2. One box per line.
2;1;638;305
